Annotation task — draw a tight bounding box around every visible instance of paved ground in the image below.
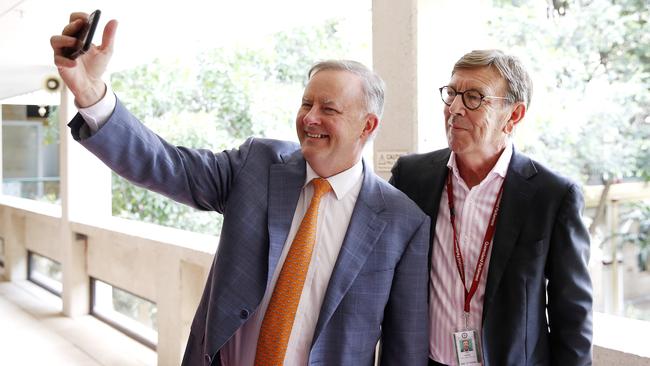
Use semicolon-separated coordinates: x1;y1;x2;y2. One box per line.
0;280;156;366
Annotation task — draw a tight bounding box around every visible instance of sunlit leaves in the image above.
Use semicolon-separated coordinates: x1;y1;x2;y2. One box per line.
109;20;350;234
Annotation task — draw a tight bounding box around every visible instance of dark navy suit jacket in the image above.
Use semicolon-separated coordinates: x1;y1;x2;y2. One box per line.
69;99;431;366
390;148;593;366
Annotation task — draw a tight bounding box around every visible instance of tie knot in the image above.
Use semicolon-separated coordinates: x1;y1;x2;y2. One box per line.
311;178;332;199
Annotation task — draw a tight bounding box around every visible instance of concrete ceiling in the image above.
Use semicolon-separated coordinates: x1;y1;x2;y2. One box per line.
0;0;197;102
0;0;371;103
0;0;70;101
0;0;204;101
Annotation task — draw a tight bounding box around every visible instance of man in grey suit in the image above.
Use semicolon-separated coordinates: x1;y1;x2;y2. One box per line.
51;13;429;366
390;50;593;365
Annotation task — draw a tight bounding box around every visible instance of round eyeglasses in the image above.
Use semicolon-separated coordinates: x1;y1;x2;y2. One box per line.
439;86;510;110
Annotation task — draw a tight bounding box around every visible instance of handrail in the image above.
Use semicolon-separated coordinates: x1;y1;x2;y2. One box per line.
3;177;60;183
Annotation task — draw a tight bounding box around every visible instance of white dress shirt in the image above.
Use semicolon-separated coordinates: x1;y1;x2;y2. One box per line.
77;85;116;133
76;85;365;365
429;142;512;366
221;161;363;366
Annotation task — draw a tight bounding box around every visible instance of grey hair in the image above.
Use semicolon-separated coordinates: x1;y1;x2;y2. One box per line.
308;60;386;119
453;49;533;109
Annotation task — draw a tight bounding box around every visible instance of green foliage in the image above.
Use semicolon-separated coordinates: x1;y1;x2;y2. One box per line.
43;106;59;146
489;0;649;184
272;19;346;84
110;111;232;236
620;202;650;251
195;49;257;139
110;20;352;234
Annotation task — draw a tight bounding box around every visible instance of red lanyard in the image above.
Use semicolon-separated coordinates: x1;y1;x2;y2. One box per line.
446;170;504;314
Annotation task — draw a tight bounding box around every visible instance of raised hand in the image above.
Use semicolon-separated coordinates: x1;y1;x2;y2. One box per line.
50;12;118;107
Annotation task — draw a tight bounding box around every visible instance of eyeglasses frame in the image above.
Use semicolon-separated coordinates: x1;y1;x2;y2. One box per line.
438;85;510;110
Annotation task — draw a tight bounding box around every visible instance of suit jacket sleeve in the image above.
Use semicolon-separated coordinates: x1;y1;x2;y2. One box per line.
380;214;430;366
546;183;593;365
68;98;252;213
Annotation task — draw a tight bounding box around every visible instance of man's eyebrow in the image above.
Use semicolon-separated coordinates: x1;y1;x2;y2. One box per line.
463;86;491;95
320;99;341;106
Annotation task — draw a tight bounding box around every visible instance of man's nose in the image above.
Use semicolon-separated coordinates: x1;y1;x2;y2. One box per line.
448;94;466;115
302;107;320;125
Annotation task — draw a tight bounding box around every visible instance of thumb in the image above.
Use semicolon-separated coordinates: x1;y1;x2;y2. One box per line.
98;19;118;53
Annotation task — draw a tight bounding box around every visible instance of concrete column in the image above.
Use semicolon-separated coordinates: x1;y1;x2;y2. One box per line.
156;256;207;366
372;0;495;179
156;252;181;366
62;232;89;316
3;210;27;281
0;104;3;191
59;85;111;316
372;0;419;180
179;261;207;358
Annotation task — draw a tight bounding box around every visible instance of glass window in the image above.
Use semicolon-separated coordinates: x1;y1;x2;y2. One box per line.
28;251;62;296
91;278;158;349
1;104;60;203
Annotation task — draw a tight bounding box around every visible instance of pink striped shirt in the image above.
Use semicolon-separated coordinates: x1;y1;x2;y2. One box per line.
429;143;512;365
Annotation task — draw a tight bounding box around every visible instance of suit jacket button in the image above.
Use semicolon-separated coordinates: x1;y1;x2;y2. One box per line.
204;354;212;364
240;309;250;319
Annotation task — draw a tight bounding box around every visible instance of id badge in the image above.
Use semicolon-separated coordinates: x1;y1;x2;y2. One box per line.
452;329;481;365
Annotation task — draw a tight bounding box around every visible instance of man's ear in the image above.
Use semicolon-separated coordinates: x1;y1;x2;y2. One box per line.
504;103;526;134
361;113;379;139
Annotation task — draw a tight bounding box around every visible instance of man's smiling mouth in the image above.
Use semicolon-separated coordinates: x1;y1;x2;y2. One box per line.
306;132;329;138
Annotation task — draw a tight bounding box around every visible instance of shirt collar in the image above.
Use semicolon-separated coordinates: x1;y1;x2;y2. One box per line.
305;160;364;200
446;140;513;184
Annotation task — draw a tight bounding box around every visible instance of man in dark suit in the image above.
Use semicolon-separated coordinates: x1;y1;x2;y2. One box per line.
390;49;593;366
51;13;430;366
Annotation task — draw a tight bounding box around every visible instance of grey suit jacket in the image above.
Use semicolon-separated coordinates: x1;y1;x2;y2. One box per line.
390;148;593;366
69;99;431;366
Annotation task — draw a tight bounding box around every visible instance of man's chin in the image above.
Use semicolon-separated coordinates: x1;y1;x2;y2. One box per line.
448;141;469;154
301;147;322;163
301;138;329;153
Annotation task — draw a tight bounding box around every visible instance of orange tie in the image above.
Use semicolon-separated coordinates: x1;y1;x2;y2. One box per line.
254;178;332;366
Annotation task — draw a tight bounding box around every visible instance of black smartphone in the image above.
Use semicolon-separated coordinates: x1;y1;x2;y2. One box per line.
65;10;101;59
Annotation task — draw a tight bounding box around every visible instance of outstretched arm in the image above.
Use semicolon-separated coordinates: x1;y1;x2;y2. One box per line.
68;101;255;213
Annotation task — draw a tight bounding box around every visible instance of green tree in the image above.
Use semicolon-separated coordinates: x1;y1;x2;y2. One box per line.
489;0;649;184
110;20;353;234
271;19;345;84
44;106;59;146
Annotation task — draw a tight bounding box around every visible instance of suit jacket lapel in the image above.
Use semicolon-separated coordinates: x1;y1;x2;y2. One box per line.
426;150;452;240
312;161;387;344
410;149;451;276
267;150;306;285
482;149;538;322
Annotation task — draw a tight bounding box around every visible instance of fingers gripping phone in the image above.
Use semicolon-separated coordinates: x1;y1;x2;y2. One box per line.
65;10;101;59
